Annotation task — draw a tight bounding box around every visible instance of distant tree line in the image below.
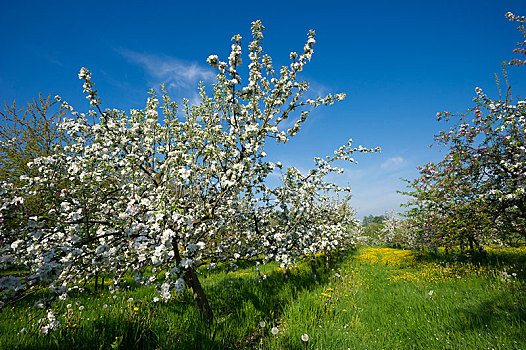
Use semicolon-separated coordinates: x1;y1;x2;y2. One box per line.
362;214;386;227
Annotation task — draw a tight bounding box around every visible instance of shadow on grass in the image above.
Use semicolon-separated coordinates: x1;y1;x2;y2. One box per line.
3;305;160;350
451;285;526;340
1;251;356;350
170;252;355;349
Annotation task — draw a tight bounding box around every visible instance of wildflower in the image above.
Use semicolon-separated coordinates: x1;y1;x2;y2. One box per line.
78;306;84;311
260;321;266;328
428;290;434;296
301;333;309;342
271;327;279;335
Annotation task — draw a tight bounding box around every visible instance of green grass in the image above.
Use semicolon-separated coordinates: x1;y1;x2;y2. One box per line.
264;247;526;350
1;247;525;349
0;255;337;349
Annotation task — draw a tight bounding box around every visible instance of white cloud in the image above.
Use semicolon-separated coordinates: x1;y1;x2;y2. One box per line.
381;156;406;171
273;80;339;130
118;48;215;90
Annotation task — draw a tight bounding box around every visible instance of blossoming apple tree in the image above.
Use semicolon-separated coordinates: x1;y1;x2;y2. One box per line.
258;142;377;269
402;12;526;251
0;20;368;325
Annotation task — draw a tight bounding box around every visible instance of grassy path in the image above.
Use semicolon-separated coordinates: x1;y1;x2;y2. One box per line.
267;247;526;349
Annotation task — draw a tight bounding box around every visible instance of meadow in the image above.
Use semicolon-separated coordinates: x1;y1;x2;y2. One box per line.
1;246;525;349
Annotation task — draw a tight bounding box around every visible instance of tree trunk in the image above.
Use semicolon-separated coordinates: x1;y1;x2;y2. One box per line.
173;241;214;323
474;237;488;261
184;267;214;323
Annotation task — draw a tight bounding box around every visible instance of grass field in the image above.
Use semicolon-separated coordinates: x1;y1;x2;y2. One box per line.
1;246;525;349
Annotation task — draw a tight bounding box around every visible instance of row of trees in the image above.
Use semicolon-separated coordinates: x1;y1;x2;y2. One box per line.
0;21;375;328
353;211;409;248
402;12;526;253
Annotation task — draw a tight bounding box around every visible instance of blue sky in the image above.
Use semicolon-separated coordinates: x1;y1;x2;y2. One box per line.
1;0;526;219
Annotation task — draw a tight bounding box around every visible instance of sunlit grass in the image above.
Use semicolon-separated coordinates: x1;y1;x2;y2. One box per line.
1;247;525;349
264;246;526;349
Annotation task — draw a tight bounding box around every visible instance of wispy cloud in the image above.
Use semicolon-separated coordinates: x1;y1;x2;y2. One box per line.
381;156;406;171
43;52;63;67
118;48;215;90
276;79;341;130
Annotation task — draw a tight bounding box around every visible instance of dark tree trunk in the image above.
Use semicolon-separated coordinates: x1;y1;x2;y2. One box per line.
183;267;214;323
474;237;488;261
174;242;214;323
